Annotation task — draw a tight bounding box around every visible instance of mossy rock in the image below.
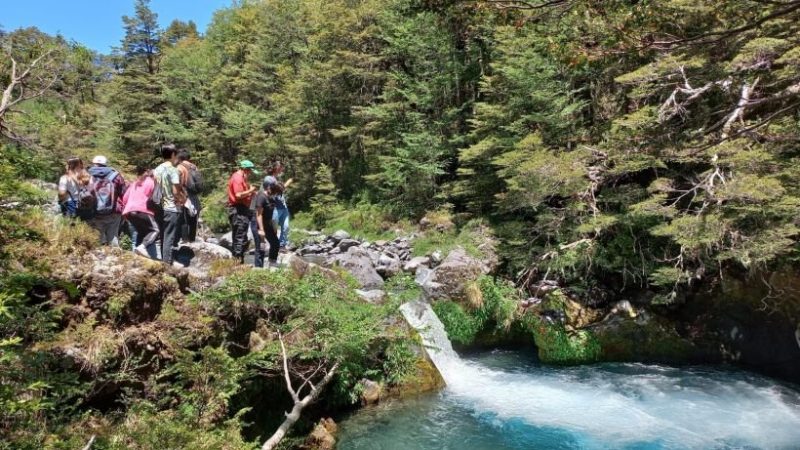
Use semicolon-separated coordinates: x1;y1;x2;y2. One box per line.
517;314;602;364
387;357;445;398
591;314;700;363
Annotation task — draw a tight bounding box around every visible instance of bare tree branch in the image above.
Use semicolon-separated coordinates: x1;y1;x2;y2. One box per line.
81;435;96;450
721;78;760;140
0;47;62;143
261;334;339;450
278;333;299;403
658;67;733;122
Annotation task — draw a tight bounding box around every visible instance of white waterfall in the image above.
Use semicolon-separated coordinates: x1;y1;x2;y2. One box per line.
399;300;460;382
397;300;800;449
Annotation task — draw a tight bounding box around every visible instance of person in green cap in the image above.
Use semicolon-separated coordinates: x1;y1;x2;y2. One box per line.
227;160;259;262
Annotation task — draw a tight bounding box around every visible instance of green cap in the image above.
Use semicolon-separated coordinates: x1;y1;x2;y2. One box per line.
239;160;260;174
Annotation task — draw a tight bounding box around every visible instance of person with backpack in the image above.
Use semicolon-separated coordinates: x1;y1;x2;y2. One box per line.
176;149;203;242
87;155;127;246
153;145;187;267
122;166;159;258
254;176;282;268
267;161;293;251
57;157;91;219
227;160;259;263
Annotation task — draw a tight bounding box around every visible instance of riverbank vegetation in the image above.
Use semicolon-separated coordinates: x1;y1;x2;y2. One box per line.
0;207;422;448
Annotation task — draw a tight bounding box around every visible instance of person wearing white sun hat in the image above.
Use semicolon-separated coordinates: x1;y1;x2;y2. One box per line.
87;154;127;246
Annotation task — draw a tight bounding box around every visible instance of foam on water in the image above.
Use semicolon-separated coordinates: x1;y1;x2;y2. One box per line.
394;301;800;449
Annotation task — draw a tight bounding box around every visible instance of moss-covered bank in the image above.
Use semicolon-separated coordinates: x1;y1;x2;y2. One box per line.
432;277;712;367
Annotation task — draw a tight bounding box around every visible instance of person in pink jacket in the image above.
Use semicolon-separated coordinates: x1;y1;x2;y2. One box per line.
122;166;159;258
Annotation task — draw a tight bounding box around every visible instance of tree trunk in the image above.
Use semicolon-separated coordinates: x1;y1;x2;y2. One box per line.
261;338;339;450
261;398;308;450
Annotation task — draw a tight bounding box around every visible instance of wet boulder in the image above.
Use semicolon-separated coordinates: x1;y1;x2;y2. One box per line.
305;418;338;450
359;379;383;405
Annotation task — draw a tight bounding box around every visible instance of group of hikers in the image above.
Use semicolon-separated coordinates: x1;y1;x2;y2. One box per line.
57;144;291;268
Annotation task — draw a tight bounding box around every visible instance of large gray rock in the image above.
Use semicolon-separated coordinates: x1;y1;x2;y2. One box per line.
415;266;433;285
376;253;402;278
418;247;489;301
429;250;443;267
338;239;361;252
332;247;384;289
356;289;387;305
403;256;430;274
175;241;233;279
331;229;351;242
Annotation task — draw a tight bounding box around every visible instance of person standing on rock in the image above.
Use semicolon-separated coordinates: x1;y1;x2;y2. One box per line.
122;166;159;258
176;148;203;243
154;145;187;267
254;176;282;267
227;160;259;263
249;182;267;268
267;161;292;252
57;156;91;219
87;155;127;246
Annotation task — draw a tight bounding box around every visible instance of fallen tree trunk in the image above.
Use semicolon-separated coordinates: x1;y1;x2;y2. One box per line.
261;335;339;450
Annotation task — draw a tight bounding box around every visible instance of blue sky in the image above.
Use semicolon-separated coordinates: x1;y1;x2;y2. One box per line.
1;0;233;54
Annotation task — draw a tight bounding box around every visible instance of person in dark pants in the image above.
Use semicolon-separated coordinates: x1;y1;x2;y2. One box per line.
153;145;187;267
177;148;202;242
250;189;266;268
227;160;259;262
255;177;281;267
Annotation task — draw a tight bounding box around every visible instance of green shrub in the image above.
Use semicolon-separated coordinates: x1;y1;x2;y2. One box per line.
474;276;519;332
432;301;483;346
295;200;413;241
382;339;418;385
412;219;489;258
105;404;256;450
518;314;602;364
432;276;521;347
384;273;422;304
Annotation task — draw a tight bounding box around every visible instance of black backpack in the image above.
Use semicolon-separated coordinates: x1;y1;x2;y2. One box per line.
75;183;97;220
183;163;204;194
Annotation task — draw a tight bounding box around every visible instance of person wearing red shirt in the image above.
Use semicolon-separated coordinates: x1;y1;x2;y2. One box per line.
227;160;259;262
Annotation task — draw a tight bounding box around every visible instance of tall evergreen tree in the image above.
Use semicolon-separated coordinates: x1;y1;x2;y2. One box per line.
120;0;162;75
